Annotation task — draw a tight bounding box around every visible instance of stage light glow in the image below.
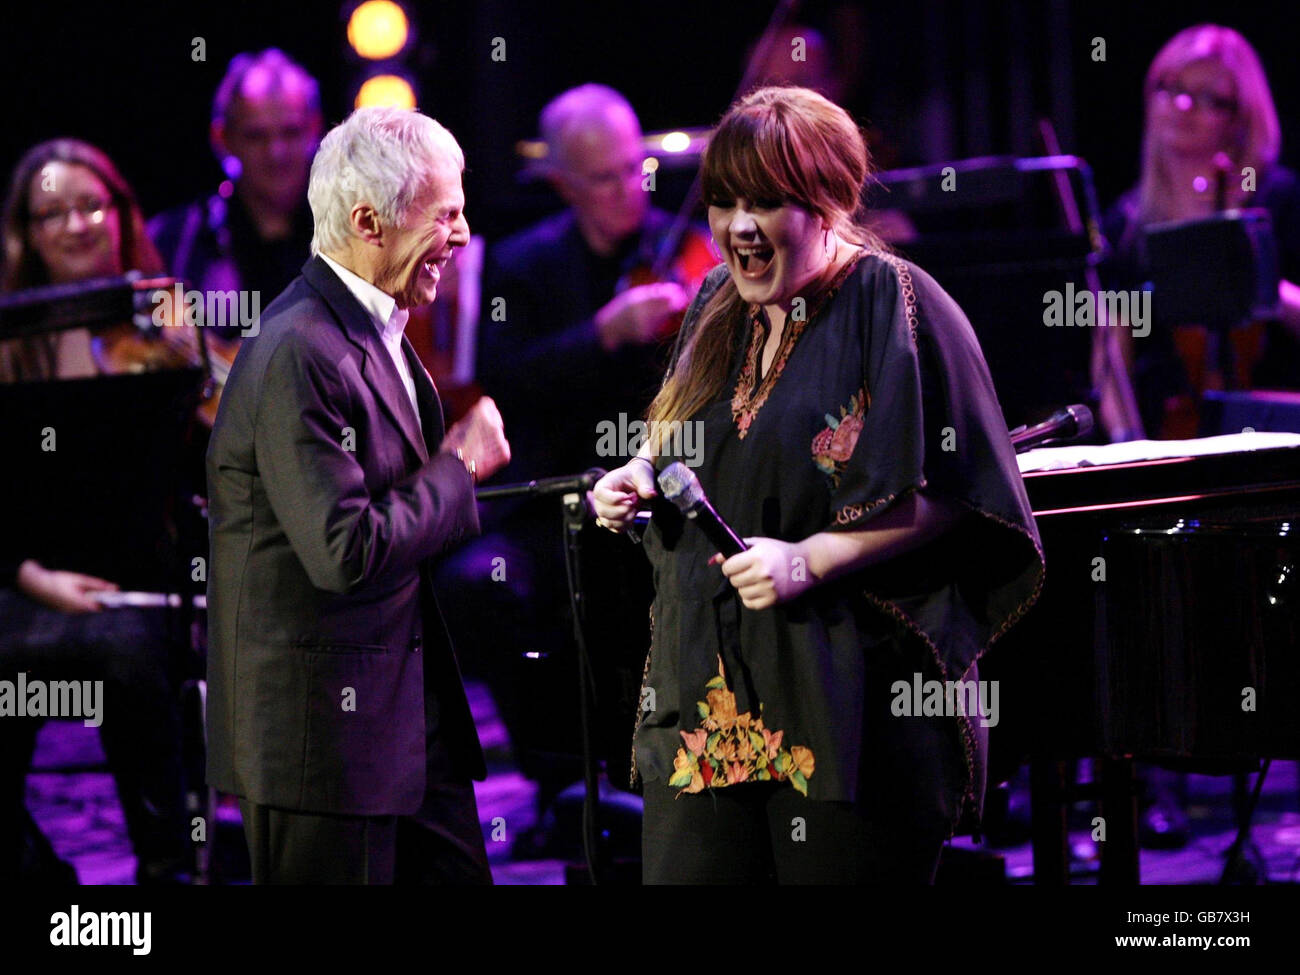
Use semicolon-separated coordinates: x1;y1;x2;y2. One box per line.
347;1;410;60
355;74;417;109
660;131;691;153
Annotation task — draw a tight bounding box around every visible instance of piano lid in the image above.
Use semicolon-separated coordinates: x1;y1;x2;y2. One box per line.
1018;431;1300;473
1018;433;1300;518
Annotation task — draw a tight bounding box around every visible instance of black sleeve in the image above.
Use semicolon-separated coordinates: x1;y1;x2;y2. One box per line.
830;256;1045;681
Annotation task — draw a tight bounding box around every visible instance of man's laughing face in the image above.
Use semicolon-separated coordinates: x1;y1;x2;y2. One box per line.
374;154;470;309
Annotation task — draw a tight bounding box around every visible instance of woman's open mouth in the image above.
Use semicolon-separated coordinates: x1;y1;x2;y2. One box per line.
734;245;774;278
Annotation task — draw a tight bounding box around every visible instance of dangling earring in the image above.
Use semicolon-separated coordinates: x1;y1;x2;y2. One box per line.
823;227;836;261
709;236;724;263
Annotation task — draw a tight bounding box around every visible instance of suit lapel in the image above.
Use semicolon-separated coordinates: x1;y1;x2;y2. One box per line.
403;338;444;458
302;257;429;463
363;339;428;463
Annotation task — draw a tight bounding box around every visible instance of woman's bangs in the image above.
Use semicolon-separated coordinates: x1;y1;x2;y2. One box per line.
702;111;804;208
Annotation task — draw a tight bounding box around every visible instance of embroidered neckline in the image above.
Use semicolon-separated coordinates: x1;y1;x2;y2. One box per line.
874;252;919;346
730;249;865;439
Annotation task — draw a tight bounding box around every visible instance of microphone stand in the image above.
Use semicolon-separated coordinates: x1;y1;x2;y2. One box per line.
476;469;608;885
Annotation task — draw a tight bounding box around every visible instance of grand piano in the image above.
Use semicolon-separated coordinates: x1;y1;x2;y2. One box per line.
985;432;1300;883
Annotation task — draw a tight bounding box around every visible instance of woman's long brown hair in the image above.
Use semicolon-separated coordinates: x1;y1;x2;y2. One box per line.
646;86;887;437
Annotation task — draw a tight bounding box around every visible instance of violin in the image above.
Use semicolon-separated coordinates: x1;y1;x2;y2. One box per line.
616;221;718;343
93;288;241;428
1160;161;1268;440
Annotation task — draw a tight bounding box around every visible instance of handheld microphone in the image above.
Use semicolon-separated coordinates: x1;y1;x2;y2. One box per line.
1009;403;1094;453
657;462;748;556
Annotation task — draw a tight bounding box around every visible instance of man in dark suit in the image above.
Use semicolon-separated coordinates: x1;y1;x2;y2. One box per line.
205;106;509;884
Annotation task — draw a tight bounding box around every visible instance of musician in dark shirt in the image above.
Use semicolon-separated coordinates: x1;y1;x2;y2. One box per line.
477;83;695;482
149;49;320;342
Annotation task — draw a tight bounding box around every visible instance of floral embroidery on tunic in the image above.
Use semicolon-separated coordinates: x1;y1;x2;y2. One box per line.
667;656;815;797
812;385;869;486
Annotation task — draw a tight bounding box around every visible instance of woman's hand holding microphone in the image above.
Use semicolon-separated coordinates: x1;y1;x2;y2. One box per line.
590;456;658;532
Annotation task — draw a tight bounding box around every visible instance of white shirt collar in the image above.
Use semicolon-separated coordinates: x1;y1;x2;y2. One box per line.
319;252;409;341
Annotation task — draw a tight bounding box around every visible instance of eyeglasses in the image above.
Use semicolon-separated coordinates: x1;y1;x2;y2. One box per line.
1154;80;1238;115
567;159;644;191
30;197;110;230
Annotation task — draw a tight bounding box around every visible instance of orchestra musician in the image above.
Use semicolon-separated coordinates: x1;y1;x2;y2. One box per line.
149;48;321;344
0;138;194;884
1100;23;1300;441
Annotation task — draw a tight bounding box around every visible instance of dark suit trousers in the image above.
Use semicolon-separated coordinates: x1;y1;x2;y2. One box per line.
238;696;492;885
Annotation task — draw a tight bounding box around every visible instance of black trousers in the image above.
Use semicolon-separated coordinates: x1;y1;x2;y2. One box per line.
642;647;973;885
642;782;954;885
237;720;492;885
0;591;188;881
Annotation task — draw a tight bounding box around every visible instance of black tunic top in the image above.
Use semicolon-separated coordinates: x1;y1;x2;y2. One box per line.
632;252;1045;827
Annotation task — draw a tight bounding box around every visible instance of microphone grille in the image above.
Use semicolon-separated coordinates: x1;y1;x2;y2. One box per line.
657;462;703;512
1066;403;1095;437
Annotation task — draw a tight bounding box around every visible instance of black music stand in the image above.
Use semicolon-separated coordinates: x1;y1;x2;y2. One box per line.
0;369;207;592
1143;210;1280;333
866;155;1103;430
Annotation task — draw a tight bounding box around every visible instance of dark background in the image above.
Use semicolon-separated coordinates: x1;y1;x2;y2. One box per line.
2;0;1297;247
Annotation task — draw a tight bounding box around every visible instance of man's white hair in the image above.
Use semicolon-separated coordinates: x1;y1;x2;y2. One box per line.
308;106;464;257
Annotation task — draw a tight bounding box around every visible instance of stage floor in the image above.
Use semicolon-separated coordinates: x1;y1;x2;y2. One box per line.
23;680;1300;885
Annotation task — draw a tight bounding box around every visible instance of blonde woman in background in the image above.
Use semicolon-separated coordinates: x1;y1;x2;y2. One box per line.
1101;24;1300;440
